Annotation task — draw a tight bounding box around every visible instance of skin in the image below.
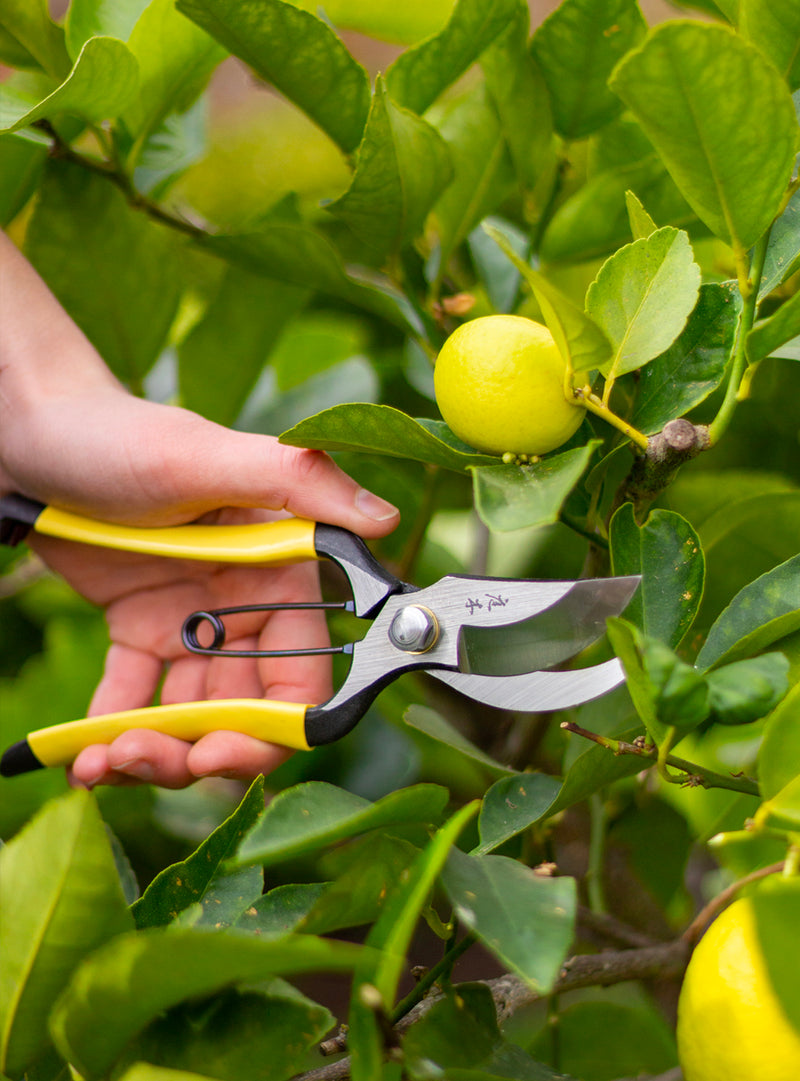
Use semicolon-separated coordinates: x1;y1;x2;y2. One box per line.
0;230;399;789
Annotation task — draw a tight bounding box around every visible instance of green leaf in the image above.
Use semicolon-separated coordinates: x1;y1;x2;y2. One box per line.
0;790;133;1077
327;79;453;259
50;928;364;1081
280;403;498;471
481;3;554;193
548;721;647;816
0;0;71;79
443;847;576;992
429;83;515;276
348;802;478;1081
609;504;704;647
118;1065;215;1081
25;162;182;388
475;773;562;854
761;186;800;296
541;156;695;265
626;190;658;239
403;984;500;1074
696;552;800;670
586;227;701;382
632;282;741;435
758;681;800;800
750;877;800;1038
384;0;519;115
124;0;225;152
236;882;327;936
121;982;334;1081
705;653;789;725
307;0;455;45
202;226;419;332
529;1001;678;1079
65;0;150;59
176;0;369;154
131;778;266;930
484;223;612;374
748;290;800;363
739;0;800;90
530;0;646;140
609;21;798;251
403;705;516;777
0;133;45;226
605;620;671;746
471;441;600;532
179;264;308;426
232;781;449;868
302;833;421;934
0;36;139;132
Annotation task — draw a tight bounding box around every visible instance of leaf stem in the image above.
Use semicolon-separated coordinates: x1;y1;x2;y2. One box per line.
587;792;608;914
574;385;649;451
390;931;476;1025
707;227;771;445
560;722;760;796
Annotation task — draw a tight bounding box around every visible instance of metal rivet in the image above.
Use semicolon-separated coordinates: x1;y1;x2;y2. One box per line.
388;605;440;654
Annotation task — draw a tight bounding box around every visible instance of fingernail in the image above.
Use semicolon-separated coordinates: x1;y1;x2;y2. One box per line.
114;758;154;781
355;488;398;522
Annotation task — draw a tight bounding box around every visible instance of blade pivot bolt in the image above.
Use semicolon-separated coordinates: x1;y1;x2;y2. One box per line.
388;605;439;654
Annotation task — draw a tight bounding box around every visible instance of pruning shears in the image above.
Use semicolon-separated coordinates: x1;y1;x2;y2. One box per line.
0;493;639;777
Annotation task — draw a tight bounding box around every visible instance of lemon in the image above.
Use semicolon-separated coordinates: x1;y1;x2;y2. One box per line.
433;315;585;456
677;897;800;1081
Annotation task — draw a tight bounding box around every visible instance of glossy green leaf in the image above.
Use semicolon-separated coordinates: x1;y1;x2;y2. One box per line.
609;503;704;647
626;190;657;240
120;982;333;1081
125;0;225;152
705;653;789;725
757;773;800;831
327;79;453;259
50;928;364;1080
302;0;455;45
233;781;449;868
0;0;70;79
403;984;500;1074
0;790;133;1077
443;847;576;992
748;291;800;364
481;3;553;192
609;21;798;251
203;226;419;332
739;0;800;90
471;441;600;532
761;186;800;296
632;282;741;434
384;0;518;115
403;705;516;777
475;773;562;854
25;162;181;387
751;878;800;1037
586;227;701;382
605;619;671;746
484;223;612;374
133;94;208;196
131;778;266;929
179;264;308;425
696;553;800;670
530;0;646;140
549;721;647;816
280;403;498;471
529;1001;678;1079
0;36;138;132
541;156;695;265
65;0;149;59
302;833;421;934
757;681;800;800
236;882;327;936
429;82;515;275
177;0;369;154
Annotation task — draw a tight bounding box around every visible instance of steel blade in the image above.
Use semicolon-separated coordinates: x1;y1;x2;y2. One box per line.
431;657;626;712
457;576;640;677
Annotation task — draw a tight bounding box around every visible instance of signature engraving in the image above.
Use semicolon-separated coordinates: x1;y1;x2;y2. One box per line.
465;593;508;616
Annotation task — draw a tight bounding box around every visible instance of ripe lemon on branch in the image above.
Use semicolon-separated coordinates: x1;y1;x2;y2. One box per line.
677;896;800;1081
433;314;586;457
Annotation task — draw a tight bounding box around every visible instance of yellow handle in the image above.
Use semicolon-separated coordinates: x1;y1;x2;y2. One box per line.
26;699;312;768
34;507;319;564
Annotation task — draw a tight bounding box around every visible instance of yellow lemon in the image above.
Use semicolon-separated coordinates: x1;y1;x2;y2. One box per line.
677;897;800;1081
433;315;585;456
